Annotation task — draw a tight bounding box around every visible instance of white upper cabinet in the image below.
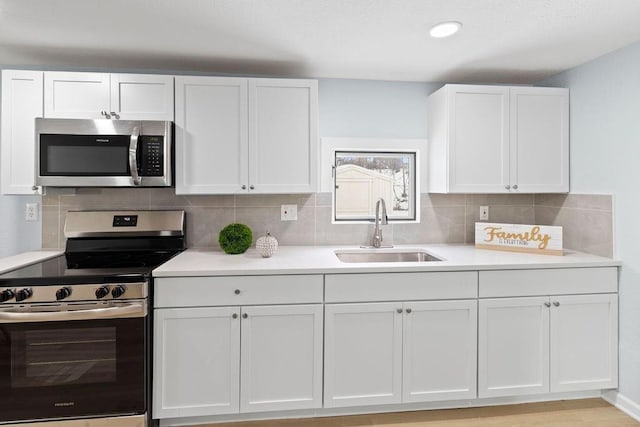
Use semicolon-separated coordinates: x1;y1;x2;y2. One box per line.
44;71;174;120
428;84;569;193
510;87;570;193
248;79;318;194
1;70;43;195
175;76;318;194
174;76;248;194
110;73;174;120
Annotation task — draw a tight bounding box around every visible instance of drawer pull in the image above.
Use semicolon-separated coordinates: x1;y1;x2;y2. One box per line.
406;308;412;314
396;308;403;314
232;313;238;319
242;313;248;319
234;289;241;295
553;301;560;307
544;302;551;308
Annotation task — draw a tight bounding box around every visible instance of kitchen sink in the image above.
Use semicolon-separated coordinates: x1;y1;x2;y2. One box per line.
334;250;443;263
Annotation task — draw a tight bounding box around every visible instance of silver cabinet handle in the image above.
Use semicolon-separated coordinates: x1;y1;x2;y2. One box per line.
513;184;519;190
232;313;238;319
396;308;403;314
544;302;551;307
553;301;560;307
234;289;241;295
406;308;412;314
242;313;248;319
249;185;255;190
128;126;142;186
101;110;108;117
241;185;247;190
505;185;511;190
110;111;119;119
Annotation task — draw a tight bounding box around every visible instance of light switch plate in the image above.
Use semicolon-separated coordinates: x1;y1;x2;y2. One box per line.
281;204;298;221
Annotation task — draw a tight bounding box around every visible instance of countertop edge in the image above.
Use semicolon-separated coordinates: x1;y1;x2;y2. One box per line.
152;245;621;278
0;250;63;275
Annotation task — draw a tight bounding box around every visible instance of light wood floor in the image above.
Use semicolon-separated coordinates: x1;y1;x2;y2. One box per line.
193;399;638;426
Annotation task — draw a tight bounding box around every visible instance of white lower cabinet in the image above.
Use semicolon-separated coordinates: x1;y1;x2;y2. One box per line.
153;267;618;424
153;307;240;418
478;293;618;398
153;303;323;418
240;304;323;412
324;299;477;408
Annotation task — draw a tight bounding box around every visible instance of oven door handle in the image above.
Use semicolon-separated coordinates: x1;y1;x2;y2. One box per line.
0;303;145;323
129;125;142;186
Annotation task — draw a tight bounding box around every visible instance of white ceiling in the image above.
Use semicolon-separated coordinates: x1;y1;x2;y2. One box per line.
1;0;640;84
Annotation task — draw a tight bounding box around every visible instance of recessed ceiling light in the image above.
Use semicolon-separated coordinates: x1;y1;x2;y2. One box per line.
429;21;462;38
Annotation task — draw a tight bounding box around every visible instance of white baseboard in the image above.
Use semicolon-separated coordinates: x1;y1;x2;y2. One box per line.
602;390;640;422
159;391;600;426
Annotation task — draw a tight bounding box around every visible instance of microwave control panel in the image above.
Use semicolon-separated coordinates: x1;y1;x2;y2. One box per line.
140;136;164;176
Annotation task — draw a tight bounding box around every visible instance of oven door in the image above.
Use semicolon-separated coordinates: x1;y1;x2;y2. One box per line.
0;302;146;423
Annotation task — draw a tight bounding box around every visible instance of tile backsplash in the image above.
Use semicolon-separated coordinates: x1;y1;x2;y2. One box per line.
42;188;613;257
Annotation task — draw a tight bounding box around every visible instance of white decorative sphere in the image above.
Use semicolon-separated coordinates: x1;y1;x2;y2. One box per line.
256;231;278;258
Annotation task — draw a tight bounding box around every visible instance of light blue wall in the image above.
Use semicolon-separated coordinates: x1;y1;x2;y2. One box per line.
541;41;640;407
0;195;41;257
319;79;440;138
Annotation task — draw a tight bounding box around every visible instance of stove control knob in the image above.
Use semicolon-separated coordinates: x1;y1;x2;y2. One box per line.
0;289;15;302
111;285;126;299
95;286;110;299
15;288;33;302
56;287;72;301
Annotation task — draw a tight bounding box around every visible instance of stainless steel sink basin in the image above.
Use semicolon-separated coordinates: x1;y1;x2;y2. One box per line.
335;250;443;263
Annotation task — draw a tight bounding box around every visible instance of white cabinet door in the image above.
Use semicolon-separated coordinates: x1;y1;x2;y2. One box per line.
153;307;241;418
174;76;248;194
478;297;550;398
44;72;110;118
510;87;569;193
403;300;477;403
550;294;618;392
447;85;510;193
428;84;569;194
1;70;43;195
240;304;323;413
248;79;318;193
324;303;403;408
110;74;174;121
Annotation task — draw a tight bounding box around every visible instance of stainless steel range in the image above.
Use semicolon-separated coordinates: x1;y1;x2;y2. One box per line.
0;210;185;427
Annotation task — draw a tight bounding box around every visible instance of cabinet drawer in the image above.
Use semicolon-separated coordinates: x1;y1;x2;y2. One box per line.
155;275;323;307
325;272;477;303
479;267;618;298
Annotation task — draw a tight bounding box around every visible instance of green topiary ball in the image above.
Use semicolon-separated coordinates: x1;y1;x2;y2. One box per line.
218;223;253;254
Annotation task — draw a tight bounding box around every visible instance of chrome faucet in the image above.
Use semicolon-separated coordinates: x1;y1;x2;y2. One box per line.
371;198;388;248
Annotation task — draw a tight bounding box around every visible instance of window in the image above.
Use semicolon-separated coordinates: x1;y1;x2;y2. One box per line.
333;150;417;222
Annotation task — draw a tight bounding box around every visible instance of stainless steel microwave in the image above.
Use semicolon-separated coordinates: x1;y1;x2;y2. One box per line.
35;118;172;187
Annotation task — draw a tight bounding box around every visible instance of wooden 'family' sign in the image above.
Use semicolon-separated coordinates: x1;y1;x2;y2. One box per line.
475;222;563;256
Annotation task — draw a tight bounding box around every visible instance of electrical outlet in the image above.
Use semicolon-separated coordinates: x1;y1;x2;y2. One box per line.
479;205;489;221
26;203;39;221
281;204;298;221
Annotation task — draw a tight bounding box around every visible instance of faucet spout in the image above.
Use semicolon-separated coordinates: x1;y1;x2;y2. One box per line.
372;198;388;248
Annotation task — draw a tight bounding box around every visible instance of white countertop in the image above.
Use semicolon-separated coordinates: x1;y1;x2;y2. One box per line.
153;244;620;277
0;250;63;275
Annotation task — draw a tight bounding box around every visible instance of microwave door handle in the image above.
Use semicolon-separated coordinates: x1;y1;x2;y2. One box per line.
0;303;145;323
129;126;142;186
